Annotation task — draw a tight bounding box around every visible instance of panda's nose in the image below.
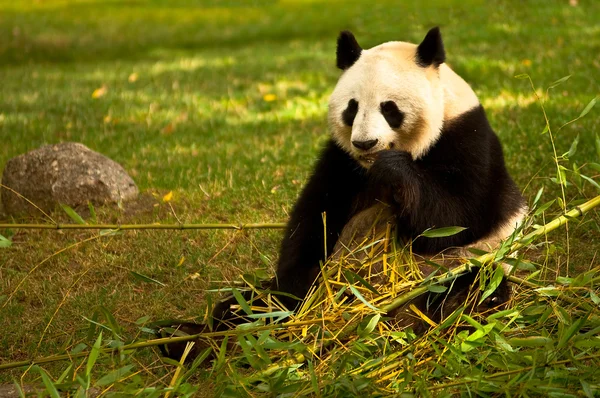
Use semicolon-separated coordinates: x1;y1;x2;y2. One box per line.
352;139;378;151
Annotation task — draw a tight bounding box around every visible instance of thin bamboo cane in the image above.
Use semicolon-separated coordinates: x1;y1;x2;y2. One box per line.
0;222;286;230
427;353;600;391
0;318;331;371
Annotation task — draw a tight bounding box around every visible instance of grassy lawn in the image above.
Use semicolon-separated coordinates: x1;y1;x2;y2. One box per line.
1;0;599;394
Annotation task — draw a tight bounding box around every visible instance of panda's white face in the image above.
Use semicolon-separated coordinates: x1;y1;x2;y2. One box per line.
329;42;445;167
328;30;480;168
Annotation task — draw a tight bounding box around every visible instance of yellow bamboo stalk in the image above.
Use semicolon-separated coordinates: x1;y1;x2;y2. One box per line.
380;194;600;314
427;353;600;391
0;318;331;371
0;222;286;230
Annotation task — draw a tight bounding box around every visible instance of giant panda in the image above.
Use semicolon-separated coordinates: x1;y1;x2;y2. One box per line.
161;27;526;359
272;26;526;308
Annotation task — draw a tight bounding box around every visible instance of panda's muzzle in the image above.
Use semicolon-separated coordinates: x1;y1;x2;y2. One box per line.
352;138;379;151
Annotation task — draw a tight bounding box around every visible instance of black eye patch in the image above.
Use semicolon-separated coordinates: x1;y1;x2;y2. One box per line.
380;101;404;129
342;99;359;127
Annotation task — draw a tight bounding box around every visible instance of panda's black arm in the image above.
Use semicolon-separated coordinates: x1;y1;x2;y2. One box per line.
368;149;488;252
274;139;367;306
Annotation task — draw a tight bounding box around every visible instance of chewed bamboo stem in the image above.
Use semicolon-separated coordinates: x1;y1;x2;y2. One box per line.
0;222;286;230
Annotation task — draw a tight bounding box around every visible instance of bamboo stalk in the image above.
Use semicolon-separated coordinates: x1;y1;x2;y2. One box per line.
2;196;599;375
247;194;600;378
380;194;600;314
427;353;600;391
0;222;286;230
0;318;331;371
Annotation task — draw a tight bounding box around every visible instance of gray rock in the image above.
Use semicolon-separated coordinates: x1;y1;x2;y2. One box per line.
1;142;138;216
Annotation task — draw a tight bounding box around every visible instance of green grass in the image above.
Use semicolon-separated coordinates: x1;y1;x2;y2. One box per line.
1;0;599;394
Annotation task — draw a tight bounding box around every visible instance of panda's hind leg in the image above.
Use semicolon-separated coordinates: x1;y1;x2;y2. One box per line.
158;280;280;361
388;269;512;333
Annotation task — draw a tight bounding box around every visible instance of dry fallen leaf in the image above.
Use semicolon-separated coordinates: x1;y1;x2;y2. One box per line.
91;85;107;98
161;123;174;135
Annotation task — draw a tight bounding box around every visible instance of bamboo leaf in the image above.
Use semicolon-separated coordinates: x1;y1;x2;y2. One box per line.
358;314;381;337
237;335;262;369
557;167;567;187
480;266;505;304
97;306;123;339
39;368;61;398
438;306;464;330
422;226;467;238
130;271;166;286
88;202;97;224
581;174;600;191
60;203;86;225
70;343;88;354
231;288;253;315
579;97;597;118
245;333;271;364
589;162;600;172
247;311;292;322
181;348;213;382
533;187;544;206
56;364;74;384
349;285;380;312
548;75;571;89
566;134;579;158
427;284;447;293
557;315;588;350
460;322;495;352
86;332;103;376
534;199;555;216
461;314;484;331
507;336;553;347
343;269;380;295
536;286;560;297
135;315;150;325
95;365;134;387
0;234;11;248
581;380;594;398
11;381;25;398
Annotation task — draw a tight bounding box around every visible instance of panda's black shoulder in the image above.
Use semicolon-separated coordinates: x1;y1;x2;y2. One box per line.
425;105;498;166
423;104;525;232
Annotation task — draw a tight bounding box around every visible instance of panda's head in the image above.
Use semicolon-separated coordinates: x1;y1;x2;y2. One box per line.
328;27;477;168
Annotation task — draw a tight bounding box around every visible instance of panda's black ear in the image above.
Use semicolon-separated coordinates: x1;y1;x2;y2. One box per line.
337;31;362;70
416;27;445;68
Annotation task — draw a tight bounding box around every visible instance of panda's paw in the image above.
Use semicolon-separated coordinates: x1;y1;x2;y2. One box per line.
156;322;213;363
369;150;413;181
368;151;419;208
